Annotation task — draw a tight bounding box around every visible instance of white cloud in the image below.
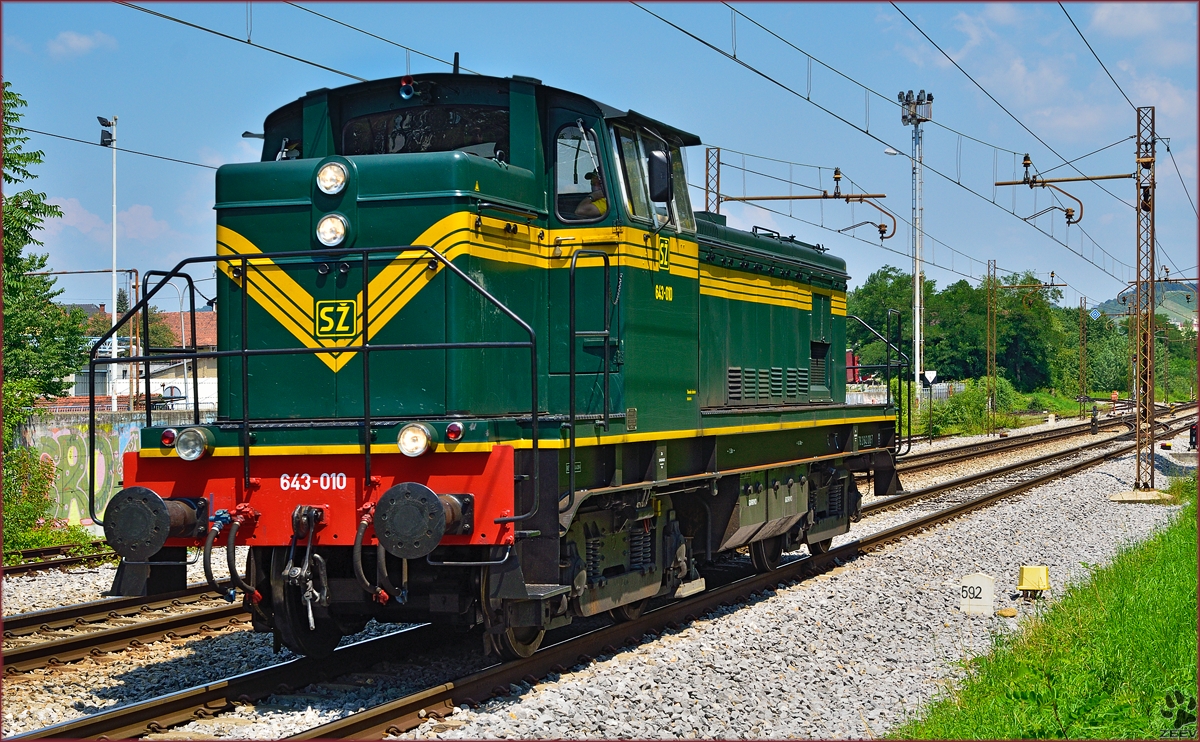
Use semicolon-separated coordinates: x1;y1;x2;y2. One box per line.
1089;3;1192;38
45;198;178;244
4;34;33;54
46;30;116;60
118;204;170;241
45;197;108;241
983;4;1021;26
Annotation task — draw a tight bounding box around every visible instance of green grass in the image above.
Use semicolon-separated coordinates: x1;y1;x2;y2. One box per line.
891;474;1198;739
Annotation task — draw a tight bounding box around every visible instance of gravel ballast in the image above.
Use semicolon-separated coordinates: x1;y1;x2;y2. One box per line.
395;451;1187;740
4;426;1192;739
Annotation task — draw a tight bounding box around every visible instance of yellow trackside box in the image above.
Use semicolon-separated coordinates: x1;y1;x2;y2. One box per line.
1017;566;1050;592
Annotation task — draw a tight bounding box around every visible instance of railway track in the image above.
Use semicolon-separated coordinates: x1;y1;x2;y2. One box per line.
2;541;116;576
895;414;1134;474
22;415;1195;740
2;584;239;673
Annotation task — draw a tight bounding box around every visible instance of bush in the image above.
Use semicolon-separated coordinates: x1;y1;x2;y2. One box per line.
2;381;94;557
1;446;93;556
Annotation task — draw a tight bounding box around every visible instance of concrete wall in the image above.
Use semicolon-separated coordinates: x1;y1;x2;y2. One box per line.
16;410;213;533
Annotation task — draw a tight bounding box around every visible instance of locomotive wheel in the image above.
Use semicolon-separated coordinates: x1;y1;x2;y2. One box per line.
750;535;785;573
270;547;342;659
494;625;545;660
608;598;650;623
480;566;544;660
807;538;834;555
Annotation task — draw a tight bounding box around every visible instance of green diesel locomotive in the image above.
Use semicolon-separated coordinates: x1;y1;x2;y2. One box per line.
94;72;903;659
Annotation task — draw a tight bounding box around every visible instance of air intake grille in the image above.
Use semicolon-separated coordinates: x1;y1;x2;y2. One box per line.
787;368;809;399
726;367;742;402
769;367;784;398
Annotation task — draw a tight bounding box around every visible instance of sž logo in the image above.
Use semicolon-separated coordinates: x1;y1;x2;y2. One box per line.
315;299;357;338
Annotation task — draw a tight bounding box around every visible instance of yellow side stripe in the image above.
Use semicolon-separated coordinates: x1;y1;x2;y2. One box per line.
138;414;896;458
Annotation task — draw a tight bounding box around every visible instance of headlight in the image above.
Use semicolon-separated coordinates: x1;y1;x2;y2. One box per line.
316;214;347;246
316;162;347;195
397;423;435;457
175;427;214;461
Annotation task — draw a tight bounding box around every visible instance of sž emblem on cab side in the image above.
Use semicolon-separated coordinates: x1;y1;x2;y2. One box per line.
315;299;358;338
657;235;671;271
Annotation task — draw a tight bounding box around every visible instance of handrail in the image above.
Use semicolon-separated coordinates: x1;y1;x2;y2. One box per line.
563;250;612;514
88;244;541;529
141;270;200;426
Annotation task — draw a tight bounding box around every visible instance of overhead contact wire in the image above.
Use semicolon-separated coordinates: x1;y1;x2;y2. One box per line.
637;2;1129;285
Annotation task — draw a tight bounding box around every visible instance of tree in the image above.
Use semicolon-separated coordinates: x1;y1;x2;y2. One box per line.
846;265;933;372
2;81;86;399
925;279;986;380
3;81;93;554
84;298;180;350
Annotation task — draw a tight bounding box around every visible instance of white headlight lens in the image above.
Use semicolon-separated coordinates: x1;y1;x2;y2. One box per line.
316;162;347;195
397;423;435;457
175;427;213;461
316;214;347;246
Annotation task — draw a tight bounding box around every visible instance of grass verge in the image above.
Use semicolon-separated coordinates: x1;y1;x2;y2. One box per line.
891;474;1198;739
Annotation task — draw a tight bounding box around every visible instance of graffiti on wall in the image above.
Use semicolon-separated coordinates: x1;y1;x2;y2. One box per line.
17;411;200;533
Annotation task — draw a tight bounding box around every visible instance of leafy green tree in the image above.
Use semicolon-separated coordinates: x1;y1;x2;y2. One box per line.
3;81;86;398
925;279;987;381
3;81;94;554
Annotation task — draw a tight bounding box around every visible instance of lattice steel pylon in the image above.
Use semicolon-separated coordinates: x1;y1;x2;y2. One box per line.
1133;106;1157;490
986;259;997;436
705;147;721;214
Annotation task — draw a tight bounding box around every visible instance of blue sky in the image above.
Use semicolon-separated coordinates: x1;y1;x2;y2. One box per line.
4;2;1196;310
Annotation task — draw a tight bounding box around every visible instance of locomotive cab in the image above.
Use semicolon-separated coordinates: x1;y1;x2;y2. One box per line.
98;72;903;659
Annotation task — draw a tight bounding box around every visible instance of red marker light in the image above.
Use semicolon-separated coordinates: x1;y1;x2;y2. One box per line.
161;428;177;447
445;422;464;442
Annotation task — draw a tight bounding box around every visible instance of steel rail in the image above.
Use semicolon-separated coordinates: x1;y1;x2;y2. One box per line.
2;541;115;576
3;584;216;637
9;625;444;740
868;413;1195;517
896;414;1132;472
290;422;1197;740
17;416;1195;739
3;603;247;673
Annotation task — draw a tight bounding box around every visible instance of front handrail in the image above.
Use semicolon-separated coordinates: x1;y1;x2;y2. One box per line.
563;250;612;514
88;244;540;529
846;312;911;456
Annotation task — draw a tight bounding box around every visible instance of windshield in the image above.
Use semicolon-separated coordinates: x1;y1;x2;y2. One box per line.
342;105;510;158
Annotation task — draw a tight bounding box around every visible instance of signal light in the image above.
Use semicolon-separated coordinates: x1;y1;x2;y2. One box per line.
161;428;177;447
445;422;464;442
399;75;414;100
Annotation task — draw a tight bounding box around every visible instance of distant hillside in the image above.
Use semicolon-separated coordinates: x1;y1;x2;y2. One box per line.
1093;281;1197;329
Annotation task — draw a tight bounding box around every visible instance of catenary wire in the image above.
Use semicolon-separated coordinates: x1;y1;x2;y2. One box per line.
712;155;999;278
1058;2;1135;111
1164;139;1199;218
283;3;483;75
635;2;1131;285
722;3;1023;157
890;3;1173;270
117;2;368;82
13;127;217;169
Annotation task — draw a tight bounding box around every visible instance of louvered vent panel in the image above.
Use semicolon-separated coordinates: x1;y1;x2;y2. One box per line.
726;367;742;403
786;368;800;398
811;356;827;387
743;368;758;400
770;367;784;398
794;368;810;397
758;369;770;400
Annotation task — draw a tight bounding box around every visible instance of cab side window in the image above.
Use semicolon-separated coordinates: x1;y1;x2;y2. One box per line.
671;147;696;232
613;125;651;220
555;123;607;223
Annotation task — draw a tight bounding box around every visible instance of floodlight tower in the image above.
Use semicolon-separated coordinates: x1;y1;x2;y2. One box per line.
899;89;932;389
